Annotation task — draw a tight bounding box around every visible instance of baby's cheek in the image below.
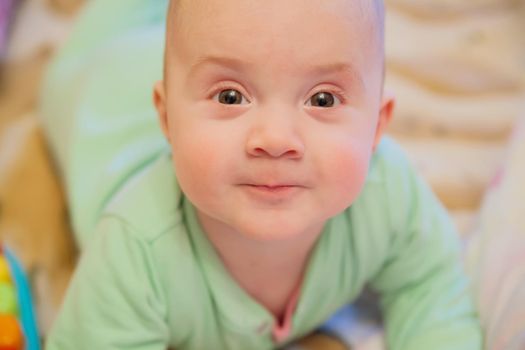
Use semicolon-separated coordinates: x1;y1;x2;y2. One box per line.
325;144;371;205
172;137;223;195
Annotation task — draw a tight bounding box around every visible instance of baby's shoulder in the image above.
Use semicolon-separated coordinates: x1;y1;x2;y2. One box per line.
355;136;426;228
102;152;186;243
366;136;416;191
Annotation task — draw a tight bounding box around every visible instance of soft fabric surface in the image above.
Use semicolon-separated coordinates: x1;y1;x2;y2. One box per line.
0;0;15;57
465;117;525;350
386;0;525;139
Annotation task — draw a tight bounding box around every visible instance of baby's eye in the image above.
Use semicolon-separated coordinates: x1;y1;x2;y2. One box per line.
214;89;249;105
306;92;340;108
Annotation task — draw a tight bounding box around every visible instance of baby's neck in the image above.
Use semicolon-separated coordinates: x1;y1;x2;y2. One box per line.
196;212;325;320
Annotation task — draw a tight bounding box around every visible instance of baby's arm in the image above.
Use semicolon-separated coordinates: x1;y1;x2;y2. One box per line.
370;155;483;349
45;216;169;350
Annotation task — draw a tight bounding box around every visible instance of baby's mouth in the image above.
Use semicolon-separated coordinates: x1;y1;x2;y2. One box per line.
239;184;306;202
248;184;297;191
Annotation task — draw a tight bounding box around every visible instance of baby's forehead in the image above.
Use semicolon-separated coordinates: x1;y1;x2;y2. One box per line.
165;0;384;76
169;0;383;15
167;0;384;41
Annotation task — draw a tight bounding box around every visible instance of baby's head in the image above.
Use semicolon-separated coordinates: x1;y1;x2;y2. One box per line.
154;0;394;241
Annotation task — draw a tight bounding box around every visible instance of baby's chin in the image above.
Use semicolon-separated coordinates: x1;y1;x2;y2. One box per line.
231;212;328;242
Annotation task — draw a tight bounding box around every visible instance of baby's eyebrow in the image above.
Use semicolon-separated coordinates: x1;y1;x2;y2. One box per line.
188;55;251;77
306;62;365;90
189;54;365;90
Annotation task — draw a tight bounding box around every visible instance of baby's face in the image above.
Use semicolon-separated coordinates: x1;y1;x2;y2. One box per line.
155;0;393;241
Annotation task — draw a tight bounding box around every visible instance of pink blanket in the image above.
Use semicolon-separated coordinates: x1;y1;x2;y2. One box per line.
465;116;525;350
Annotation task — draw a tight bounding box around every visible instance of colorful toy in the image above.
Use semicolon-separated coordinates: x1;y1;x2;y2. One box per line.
0;246;40;350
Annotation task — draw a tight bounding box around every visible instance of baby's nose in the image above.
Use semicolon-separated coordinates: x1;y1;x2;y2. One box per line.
245;110;305;159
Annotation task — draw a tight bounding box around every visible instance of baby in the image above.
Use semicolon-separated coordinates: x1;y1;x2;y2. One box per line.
45;0;482;349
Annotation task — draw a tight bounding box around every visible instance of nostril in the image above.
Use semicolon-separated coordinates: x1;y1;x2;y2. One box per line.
282;149;300;159
250;147;302;159
246;134;305;159
249;147;272;158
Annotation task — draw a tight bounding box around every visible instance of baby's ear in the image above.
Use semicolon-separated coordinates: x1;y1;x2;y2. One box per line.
373;90;395;151
153;81;170;143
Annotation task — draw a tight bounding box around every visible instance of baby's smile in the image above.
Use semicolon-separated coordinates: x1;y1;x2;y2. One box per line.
239;184;306;205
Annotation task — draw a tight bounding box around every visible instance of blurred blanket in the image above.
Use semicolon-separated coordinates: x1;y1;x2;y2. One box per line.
465;116;525;350
0;0;15;57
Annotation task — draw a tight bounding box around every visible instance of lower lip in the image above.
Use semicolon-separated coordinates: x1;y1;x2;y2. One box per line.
241;185;302;202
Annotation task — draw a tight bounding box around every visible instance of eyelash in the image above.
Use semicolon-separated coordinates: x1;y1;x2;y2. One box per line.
307;87;347;106
209;83;347;106
209;82;250;103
